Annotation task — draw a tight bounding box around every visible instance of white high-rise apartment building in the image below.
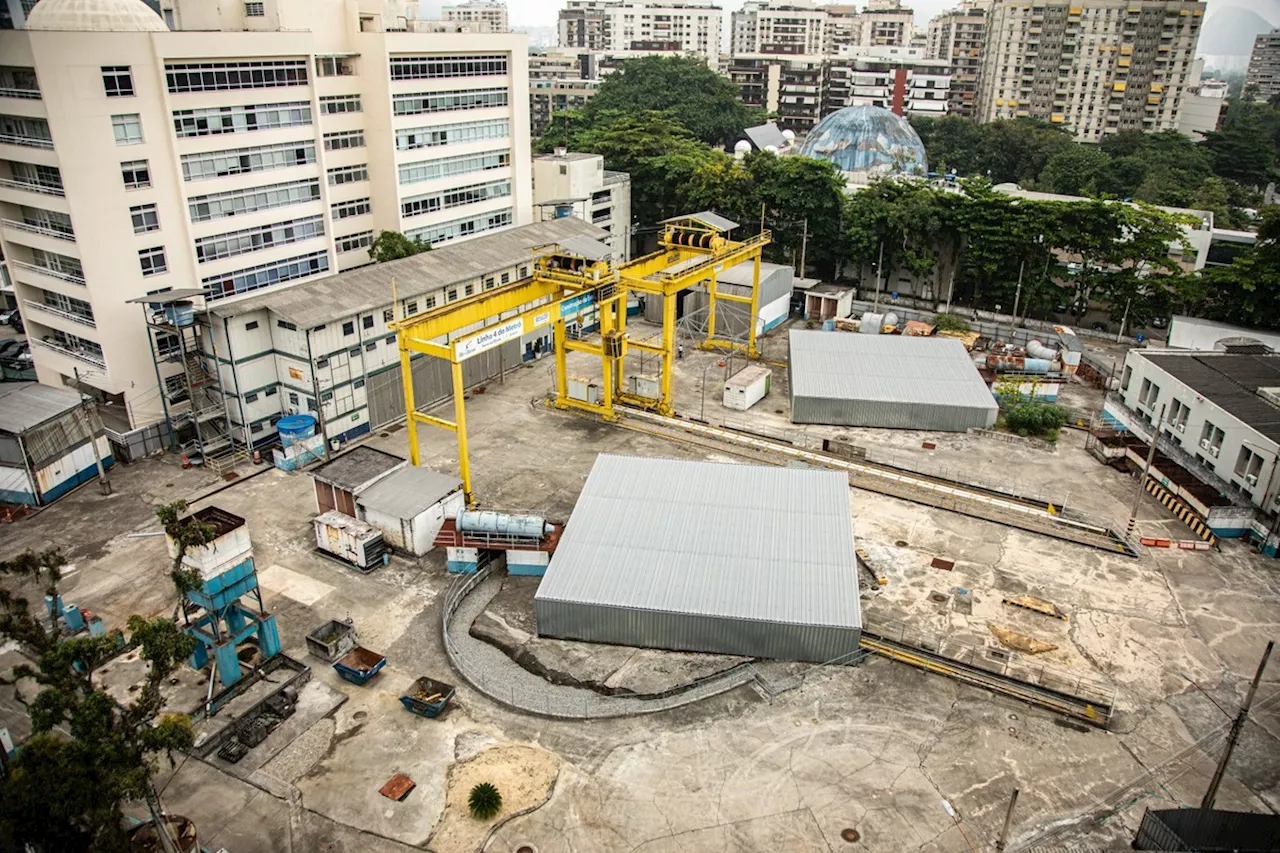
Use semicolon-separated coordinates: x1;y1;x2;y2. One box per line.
926;1;988;119
1247;29;1280;103
0;0;532;432
859;0;913;47
558;0;722;66
975;0;1205;143
442;1;509;33
731;1;828;56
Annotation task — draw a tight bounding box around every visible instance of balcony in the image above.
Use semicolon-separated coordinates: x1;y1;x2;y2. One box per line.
24;299;94;328
0;132;54;150
2;219;73;242
10;259;85;286
0;177;64;197
0;86;40;100
33;337;105;369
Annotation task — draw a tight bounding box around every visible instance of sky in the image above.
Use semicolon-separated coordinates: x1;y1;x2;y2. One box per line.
420;0;958;32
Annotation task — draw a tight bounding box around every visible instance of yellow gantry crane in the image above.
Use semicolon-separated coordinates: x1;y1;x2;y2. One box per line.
390;212;770;504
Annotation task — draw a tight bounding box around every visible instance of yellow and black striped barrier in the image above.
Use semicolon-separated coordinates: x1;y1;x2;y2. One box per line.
1144;477;1217;544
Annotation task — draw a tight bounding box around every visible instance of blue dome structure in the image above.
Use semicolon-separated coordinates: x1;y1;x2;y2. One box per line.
797;106;928;183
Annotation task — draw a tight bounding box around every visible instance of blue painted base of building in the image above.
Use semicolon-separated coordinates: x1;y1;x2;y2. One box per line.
507;563;546;577
1208;526;1250;538
447;560;478;574
1099;409;1128;430
761;315;787;333
331;421;372;445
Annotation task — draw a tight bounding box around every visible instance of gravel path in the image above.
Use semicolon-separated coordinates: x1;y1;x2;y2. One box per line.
444;570;756;718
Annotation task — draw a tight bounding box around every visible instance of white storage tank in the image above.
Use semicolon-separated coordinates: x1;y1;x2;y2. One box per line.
723;365;772;411
314;510;389;572
860;312;884;334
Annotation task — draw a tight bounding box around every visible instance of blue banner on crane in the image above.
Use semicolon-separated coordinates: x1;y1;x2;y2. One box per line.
559;292;596;319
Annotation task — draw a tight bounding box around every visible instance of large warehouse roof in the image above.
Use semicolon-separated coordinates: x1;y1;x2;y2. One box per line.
788;330;998;432
534;455;861;661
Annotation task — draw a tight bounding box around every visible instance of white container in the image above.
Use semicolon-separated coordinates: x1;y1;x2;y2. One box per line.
314;510;387;570
567;376;601;404
723;365;771;411
166;508;252;579
628;373;660;398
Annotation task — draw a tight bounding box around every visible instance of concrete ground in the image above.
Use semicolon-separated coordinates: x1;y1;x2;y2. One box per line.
1;318;1277;852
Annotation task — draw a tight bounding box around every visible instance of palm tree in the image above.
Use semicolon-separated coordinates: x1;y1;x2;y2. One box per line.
467;782;502;820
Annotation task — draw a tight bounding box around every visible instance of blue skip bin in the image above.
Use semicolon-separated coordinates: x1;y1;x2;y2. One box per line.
333;646;386;685
399;676;456;718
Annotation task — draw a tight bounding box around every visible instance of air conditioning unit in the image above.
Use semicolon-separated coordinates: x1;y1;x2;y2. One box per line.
1175;422;1185;433
1210;446;1220;458
1199;439;1211;450
1246;474;1259;485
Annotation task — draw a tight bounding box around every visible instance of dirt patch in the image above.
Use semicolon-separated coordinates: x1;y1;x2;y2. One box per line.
429;744;558;853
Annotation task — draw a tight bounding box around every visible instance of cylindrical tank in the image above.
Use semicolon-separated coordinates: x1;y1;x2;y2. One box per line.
276;414;317;448
882;312;899;329
860;312;883;334
985;355;1051;374
1026;339;1058;361
458;511;551;539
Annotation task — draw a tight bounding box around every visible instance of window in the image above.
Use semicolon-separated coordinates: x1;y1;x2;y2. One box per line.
112;114;143;145
102;66;134;97
319;94;361;114
323;130;365;151
165;60;306;93
195;216;325;263
348;346;360;357
188;179;321;222
447;289;457;301
342;321;355;335
389;54;507;80
277;319;297;331
365;341;377;352
265;387;277;396
250;422;265;434
405;208;513;246
397;150;510;186
484;277;494;289
1235;446;1265;484
332;198;371;220
289;392;299;405
130;203;159;233
154;332;179;357
391;88;508;116
425;296;436;309
354;379;365;389
327;164;368;186
336;231;373;253
202;250;329;299
1199;421;1224;455
406;300;418;314
464;284;474;296
394;118;509;151
1121;365;1132;391
362;315;374;329
246;320;259;331
500;272;510;284
382;309;394;323
400;179;512;217
244;391;259;403
138;246;167;277
321;391;333;402
172;102;311;139
519;266;527;278
181;140;315;181
245;1;265;15
315;56;355;77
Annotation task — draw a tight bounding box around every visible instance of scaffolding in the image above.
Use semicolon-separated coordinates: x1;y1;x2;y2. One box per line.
129;290;245;474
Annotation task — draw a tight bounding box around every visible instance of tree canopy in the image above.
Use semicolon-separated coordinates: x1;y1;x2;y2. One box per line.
369;230;430;263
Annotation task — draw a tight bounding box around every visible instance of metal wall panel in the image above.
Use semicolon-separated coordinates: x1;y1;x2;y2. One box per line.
365;338;522;429
791;394;997;432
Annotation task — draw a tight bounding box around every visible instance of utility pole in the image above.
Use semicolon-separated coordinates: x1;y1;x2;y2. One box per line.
994;788;1019;852
1008;260;1025;343
1127;403;1165;538
944;262;957;315
1201;640;1273;811
1116;297;1131;344
72;367;111;496
872;240;885;311
798;218;808;280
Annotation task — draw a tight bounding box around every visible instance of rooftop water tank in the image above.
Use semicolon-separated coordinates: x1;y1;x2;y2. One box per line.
458;511;551;539
277;414;317;448
1026;340;1058;361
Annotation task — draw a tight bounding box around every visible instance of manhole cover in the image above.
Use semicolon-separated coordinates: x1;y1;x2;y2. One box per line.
929;592;948;604
379;432;389;438
895;540;909;547
515;846;537;853
841;828;860;842
352;711;368;722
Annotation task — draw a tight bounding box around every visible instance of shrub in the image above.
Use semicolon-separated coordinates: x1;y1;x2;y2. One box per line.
1003;402;1069;437
933;313;971;332
468;782;503;820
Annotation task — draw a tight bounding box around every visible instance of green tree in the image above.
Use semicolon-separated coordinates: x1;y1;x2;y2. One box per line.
1036;145;1111;196
579;55;766;148
1004;402;1069;437
1200;99;1280;188
369;230;430;263
1189;206;1280;328
0;549;197;852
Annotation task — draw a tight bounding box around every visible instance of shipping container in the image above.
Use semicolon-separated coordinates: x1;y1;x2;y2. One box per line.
722;365;771;411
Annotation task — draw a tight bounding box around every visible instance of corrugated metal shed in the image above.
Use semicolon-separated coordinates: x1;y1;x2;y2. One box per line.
534;454;861;662
0;382;83;434
788;330;999;432
660;211;739;232
209;219;608;327
357;466;461;519
310;446;405;491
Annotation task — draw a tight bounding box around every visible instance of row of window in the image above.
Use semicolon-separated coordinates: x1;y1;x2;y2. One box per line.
323;130;365;151
405;208;513;246
20;206;73;236
335;231;374;253
41;289;94;323
392;88;508;116
328;164;368;186
173;102;311;139
165;60;308;94
195;215;325;263
332;198;371;219
204;250;330;299
394;117;509;152
31;248;83;280
400;179;511;218
188;178;321;222
181;140;315;181
398;149;509;185
320;94;361;115
389;55;508;80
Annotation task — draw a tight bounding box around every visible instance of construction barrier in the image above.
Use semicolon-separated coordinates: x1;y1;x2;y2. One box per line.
1140;536;1215;551
1144;477;1217;545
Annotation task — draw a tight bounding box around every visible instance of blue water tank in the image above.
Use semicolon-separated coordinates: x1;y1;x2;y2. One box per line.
277;414;317;447
458;511;551;538
822;319;835;331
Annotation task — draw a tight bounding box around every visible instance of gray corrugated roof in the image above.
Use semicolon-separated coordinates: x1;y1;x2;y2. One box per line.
535;454;860;629
661;211;739;232
553;234;614;261
1142;351;1280;443
744;122;787;151
0;382;83;434
789;330;999;413
209;219;607;327
310;446;405;491
357;465;461;518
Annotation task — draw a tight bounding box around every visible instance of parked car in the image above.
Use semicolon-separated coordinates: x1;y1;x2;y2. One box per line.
0;340;25;360
0;308;18;326
1149;317;1168;329
1091;321;1108;332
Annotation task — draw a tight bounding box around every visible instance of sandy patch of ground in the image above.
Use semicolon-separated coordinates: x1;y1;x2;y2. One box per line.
429;744;559;853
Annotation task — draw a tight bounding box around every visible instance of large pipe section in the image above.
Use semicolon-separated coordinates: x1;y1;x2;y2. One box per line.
985;355;1051;374
1026;339;1058;361
458;511;552;539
